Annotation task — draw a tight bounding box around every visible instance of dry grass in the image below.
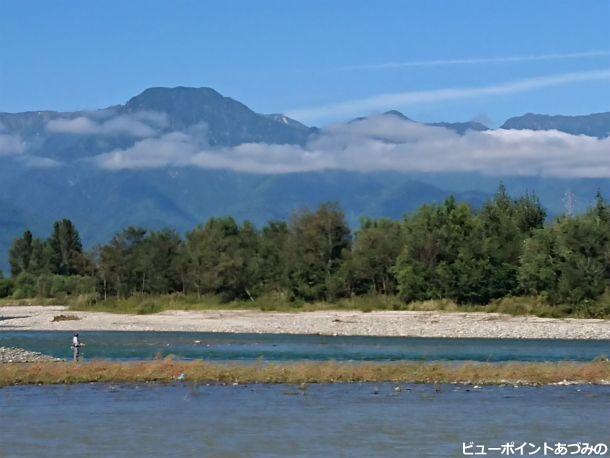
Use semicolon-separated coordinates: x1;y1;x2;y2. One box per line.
1;360;608;387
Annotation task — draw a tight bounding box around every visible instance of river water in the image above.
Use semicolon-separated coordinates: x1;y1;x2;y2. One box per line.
1;383;608;457
2;332;608;456
1;331;609;362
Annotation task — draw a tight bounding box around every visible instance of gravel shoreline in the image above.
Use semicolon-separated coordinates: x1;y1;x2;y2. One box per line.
0;346;62;363
1;305;609;339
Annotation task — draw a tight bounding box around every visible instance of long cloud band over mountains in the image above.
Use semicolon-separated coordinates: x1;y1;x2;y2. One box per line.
4;73;610;179
89;113;610;179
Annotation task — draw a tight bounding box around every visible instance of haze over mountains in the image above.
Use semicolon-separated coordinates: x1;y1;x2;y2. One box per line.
1;86;610;272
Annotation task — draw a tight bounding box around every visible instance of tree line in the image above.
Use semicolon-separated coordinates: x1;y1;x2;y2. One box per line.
1;186;609;313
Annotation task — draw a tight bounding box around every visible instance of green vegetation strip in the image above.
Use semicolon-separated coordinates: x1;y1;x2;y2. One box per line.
1;293;601;319
1;360;609;387
2;189;610;319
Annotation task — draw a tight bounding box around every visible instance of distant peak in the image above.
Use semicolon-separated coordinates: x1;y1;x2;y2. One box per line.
428;121;489;134
267;113;292;124
383;110;411;121
125;86;226;107
501;111;610;138
348;110;412;124
265;113;309;129
135;86;222;97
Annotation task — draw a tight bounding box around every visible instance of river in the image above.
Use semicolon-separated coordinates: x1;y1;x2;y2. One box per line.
1;331;609;362
1;383;608;457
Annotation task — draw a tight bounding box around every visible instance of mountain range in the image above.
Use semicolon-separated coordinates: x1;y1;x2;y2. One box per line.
501;111;610;138
1;86;609;273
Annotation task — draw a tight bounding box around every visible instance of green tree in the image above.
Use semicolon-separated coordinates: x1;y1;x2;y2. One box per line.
285;203;351;300
395;197;477;303
475;186;546;300
258;221;290;292
9;231;51;277
98;227;147;297
9;230;34;276
28;239;53;275
518;228;559;297
519;201;609;304
342;218;403;295
136;230;183;295
185;218;260;300
48;219;86;275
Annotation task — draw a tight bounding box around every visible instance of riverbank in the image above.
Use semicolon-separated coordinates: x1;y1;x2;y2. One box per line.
1;305;609;339
1;360;609;386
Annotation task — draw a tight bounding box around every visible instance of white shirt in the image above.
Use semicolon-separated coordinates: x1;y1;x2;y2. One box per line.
72;336;79;347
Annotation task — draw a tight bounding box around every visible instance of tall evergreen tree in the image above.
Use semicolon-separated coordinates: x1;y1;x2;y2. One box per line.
48;219;85;276
475;186;546;301
9;230;34;276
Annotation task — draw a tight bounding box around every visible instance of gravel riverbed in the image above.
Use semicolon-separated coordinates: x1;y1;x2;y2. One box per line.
1;305;609;339
0;346;62;363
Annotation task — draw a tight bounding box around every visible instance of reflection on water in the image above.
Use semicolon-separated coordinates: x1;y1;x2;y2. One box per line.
0;384;608;457
0;331;609;362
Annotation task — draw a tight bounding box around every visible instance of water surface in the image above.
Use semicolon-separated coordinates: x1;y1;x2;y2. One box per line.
1;331;609;362
1;384;608;457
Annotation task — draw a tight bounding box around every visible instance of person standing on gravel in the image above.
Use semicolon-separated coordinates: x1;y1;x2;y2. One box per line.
71;333;83;362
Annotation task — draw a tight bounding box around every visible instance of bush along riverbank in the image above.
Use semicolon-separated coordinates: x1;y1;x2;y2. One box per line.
62;293;609;318
0;360;609;387
2;187;610;319
2;292;610;320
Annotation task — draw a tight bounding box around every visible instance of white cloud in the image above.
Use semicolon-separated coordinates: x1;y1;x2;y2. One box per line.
14;155;62;168
0;133;25;156
46;111;168;138
93;132;197;170
287;69;610;123
47;117;98;134
336;50;610;71
0;125;60;166
190;143;330;174
92;114;610;179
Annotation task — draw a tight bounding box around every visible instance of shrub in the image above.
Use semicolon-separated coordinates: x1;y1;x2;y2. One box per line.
36;274;54;298
49;275;97;297
13;273;37;298
50;275;69;297
573;292;610;319
0;278;14;298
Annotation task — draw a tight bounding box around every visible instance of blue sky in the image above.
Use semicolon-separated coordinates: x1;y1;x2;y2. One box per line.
2;0;610;126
